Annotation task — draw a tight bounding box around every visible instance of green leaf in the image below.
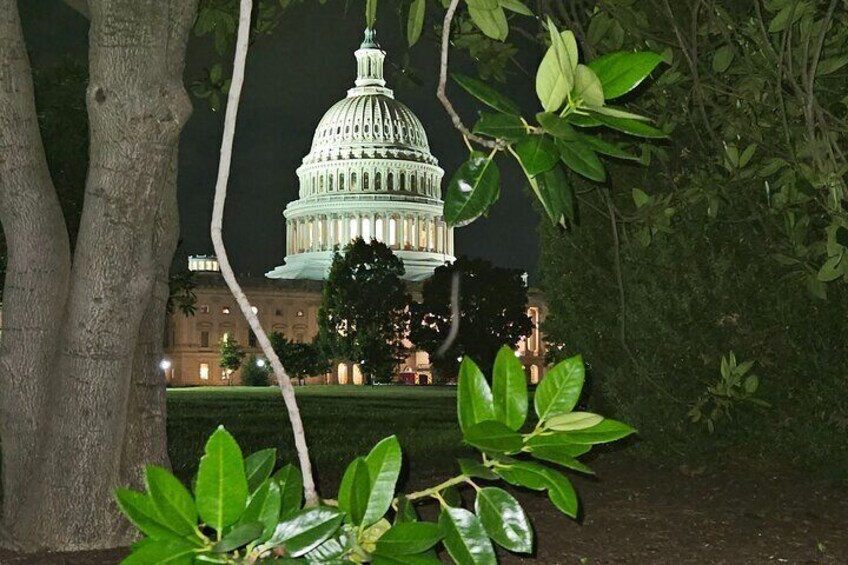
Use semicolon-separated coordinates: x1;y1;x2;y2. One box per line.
498;0;532;16
492;346;528;430
542;469;578;517
572;64;604;107
372;553;444;565
121;538;196;565
557;138;606;182
395;495;419;524
407;0;426;46
376;522;443;555
559;419;636;444
817;54;848;76
273;464;304;518
115;489;176;540
588;105;651;121
712;45;734;73
591;112;666;139
536;112;579;140
495;460;550;491
441;485;464;508
468;6;509;41
632;188;650;208
145;466;198;537
240;479;281;540
534;355;585;421
363;436;403;527
580;134;639;161
464;420;524;453
212;521;263;553
530;163;575;226
817;254;843;282
452;73;521;115
457;357;495;434
195;427;249;535
545;412;604;431
439;507;497;565
473;113;527;141
267;506;345;557
744;374;760;394
514;136;559;177
244;448;276;494
474;487;533;553
467;0;499;10
588;51;664;100
535;30;578;112
338;456;371;526
530;447;594;475
525;432;592;456
444;153;501;227
366;0;377;27
458;458;499;480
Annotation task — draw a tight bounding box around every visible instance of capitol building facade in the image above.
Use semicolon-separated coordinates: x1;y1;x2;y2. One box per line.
162;31;546;386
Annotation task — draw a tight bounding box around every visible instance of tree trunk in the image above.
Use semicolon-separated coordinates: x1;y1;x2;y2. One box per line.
1;0;198;550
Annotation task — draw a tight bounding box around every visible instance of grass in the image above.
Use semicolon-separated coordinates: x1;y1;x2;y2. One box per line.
166;386;473;493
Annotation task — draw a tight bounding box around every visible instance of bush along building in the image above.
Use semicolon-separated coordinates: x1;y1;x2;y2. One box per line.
162;31;547;386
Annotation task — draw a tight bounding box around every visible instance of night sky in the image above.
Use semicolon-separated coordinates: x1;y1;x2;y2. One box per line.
23;1;542;280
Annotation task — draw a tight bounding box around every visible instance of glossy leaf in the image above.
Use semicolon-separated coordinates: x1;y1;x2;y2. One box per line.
441;485;464;508
588;51;664;99
115;488;178;540
372;553;444;565
536;32;575;112
542;469;578;518
560;419;636;444
195;426;249;534
407;0;426;46
395;495;419;524
545;412;604;431
495;460;551;491
244;448;276;494
525;432;591;456
530;164;575;226
572;64;604;107
468;6;508;41
212;521;263;553
589;105;651;121
712;45;734;73
534;355;585;421
457;357;495;434
376;522;443;555
592;112;666;138
492;346;528;430
514;135;559;177
452;73;521;115
580;134;639;161
530;447;594;475
338;456;371;526
536;112;579;140
475;487;533;553
121;538;196;565
274;463;303;518
557;138;606;182
498;0;532;16
473;113;527;141
464;420;524;454
363;435;403;527
145;466;198;537
267;506;345;557
458;458;499;480
240;479;281;540
439;507;497;565
444;153;500;227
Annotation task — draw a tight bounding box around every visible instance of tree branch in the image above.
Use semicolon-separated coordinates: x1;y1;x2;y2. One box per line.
209;0;318;506
437;0;503;150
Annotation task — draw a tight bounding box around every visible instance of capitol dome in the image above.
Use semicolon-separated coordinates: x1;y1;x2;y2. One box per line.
266;29;455;282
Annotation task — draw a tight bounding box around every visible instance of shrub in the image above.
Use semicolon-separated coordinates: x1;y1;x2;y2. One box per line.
241;355;271;387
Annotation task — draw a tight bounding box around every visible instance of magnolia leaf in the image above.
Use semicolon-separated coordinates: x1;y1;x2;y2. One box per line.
457;356;495;434
498;0;532;16
473;113;527;141
529;164;575;226
712;45;734;73
592;112;666;138
444;152;500;227
363;436;403;527
588;51;664;99
536;112;579;140
572;64;604;107
468;6;509;41
464;420;524;454
492;346;528;431
212;521;263;553
121;538;197;565
375;522;443;555
632;188;650;208
452;73;521;115
195;427;249;535
557;138;606;182
273;463;303;518
407;0;426;46
817;253;843;282
244;448;276;494
115;488;180;540
530;447;595;475
514;135;559;177
534;355;585;421
439;507;497;565
239;479;281;540
475;487;533;553
542;469;578;518
146;466;198;537
458;458;499;480
495;460;551;491
268;506;345;557
338;457;371;526
559;419;636;444
545;412;604;431
536;29;577;112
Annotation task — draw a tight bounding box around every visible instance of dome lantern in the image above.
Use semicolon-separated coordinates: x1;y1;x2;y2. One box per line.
267;30;456;282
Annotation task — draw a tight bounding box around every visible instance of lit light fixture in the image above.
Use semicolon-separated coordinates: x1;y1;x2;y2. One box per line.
456;356;463;362
256;358;266;368
514;350;521;357
160;359;172;371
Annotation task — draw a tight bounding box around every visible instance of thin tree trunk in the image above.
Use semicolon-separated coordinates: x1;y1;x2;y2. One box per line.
8;0;197;550
0;1;71;544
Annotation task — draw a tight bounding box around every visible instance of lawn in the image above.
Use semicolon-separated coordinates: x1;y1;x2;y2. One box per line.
166;385;473;493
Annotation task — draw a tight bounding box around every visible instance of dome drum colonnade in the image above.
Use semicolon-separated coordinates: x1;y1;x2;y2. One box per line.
267;29;455;282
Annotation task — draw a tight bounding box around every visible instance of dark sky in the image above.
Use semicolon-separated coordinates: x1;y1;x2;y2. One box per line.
23;1;541;280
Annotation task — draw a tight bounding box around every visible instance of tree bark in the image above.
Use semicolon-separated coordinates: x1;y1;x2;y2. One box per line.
2;0;198;550
0;1;71;543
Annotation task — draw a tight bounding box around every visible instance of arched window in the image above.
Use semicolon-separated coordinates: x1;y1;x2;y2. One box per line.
375;172;382;190
319;176;324;192
349;217;359;241
339;173;345;191
307;220;314;249
351;172;358;190
375;217;384;242
387;172;394;190
388;218;397;247
411;175;417;192
338;363;349;385
328;175;333;191
362;217;372;241
400;173;406;191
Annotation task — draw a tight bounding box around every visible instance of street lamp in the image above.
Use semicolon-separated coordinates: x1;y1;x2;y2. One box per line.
160;359;172;371
256;358;266;368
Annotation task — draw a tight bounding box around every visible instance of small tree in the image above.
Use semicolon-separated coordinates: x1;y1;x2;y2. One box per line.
219;335;245;384
410;257;533;381
241;354;271;387
318;238;411;384
270;333;330;386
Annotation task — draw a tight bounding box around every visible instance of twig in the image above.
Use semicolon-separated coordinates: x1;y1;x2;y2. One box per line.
437;0;504;150
209;0;318;506
435;272;461;358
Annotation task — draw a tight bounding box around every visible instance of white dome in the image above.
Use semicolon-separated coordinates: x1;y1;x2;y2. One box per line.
266;29;455;282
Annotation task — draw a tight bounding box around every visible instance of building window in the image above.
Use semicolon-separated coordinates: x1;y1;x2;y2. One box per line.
362;217;372;241
375;217;384;242
199;363;210;380
363;172;370;190
275;308;284;316
200;331;210;348
387;172;394;190
339;174;345;191
222;306;231;315
351;172;357;190
199;305;210;314
375;172;382;190
400;173;406;191
530;365;540;384
296;310;305;318
248;330;257;348
389;218;397;247
411;175;417;191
